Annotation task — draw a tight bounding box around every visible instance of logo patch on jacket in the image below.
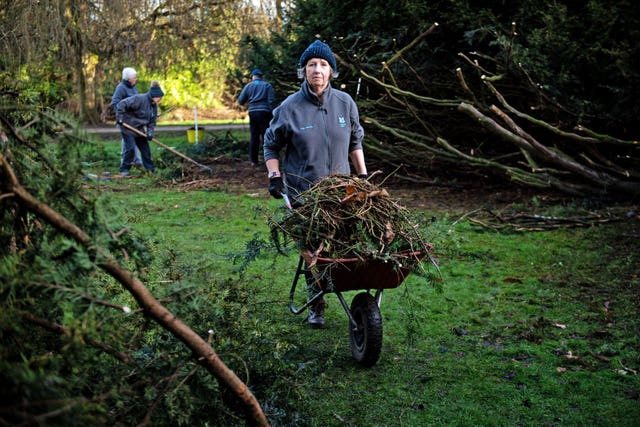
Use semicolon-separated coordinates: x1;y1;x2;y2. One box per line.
338;116;346;128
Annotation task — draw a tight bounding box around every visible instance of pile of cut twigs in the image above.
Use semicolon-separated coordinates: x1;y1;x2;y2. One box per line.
269;175;437;272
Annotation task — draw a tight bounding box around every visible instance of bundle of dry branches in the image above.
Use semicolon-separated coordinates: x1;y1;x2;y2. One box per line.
269;175;435;270
467;208;630;232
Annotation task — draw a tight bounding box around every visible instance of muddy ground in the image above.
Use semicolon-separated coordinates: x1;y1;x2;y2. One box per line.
168;156;567;214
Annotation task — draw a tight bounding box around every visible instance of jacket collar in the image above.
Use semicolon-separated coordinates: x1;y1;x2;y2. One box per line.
301;80;332;105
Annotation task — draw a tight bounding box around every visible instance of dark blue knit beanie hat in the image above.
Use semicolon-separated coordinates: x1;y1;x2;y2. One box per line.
298;40;337;71
149;80;164;97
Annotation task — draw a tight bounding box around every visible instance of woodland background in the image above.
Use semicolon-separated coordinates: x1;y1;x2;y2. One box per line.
2;0;639;196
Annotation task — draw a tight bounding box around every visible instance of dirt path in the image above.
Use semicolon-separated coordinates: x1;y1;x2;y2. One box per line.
170;157;553;213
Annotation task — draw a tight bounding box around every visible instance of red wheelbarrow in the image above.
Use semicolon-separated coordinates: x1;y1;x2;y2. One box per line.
288;250;430;367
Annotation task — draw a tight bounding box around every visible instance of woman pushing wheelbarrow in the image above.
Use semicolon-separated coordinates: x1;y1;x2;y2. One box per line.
264;40;438;366
264;39;369;329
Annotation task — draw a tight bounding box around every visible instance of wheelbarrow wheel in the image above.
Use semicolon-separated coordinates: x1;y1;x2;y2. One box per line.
349;292;383;367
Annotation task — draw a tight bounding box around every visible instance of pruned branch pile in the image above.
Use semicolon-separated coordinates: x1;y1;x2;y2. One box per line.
468;208;632;232
269;175;436;271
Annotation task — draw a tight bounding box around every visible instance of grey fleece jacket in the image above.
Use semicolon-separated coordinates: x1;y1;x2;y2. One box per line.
263;80;364;197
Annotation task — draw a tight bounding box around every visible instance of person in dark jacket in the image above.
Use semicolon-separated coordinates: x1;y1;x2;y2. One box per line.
111;67;143;168
263;40;368;328
115;80;164;176
237;68;276;166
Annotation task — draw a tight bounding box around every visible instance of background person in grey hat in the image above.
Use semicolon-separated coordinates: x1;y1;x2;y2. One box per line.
237;68;276;166
263;39;368;328
111;67;143;168
115;80;164;176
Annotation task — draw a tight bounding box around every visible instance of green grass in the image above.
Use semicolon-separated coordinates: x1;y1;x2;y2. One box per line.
80;136;639;426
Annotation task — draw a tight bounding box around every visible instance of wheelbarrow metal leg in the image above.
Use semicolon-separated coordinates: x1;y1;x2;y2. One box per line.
334;291;358;330
334;289;384;330
375;289;384;307
289;255;325;315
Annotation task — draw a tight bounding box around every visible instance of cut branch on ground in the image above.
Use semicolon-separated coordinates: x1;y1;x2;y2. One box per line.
0;122;269;426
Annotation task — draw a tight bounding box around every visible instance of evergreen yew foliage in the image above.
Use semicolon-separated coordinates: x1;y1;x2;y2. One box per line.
0;102;122;424
0;99;272;425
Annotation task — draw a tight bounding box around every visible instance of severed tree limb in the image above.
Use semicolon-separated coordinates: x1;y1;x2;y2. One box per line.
455;67;481;106
454;68;538;172
458;102;640;196
575;124;639;145
359;69;461;107
482;78;637;146
0;153;269;426
384;23;440;68
436;136;552;187
363;116;458;161
436;136;594;195
457;52;495;78
379;63;436;135
582;145;640;179
467;208;626;232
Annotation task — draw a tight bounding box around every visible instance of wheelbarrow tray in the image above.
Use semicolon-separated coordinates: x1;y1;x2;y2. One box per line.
313;251;426;292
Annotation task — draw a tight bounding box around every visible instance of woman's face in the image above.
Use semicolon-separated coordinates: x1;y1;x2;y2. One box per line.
305;58;332;94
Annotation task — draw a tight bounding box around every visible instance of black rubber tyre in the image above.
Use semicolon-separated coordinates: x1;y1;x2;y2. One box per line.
349;292;383;367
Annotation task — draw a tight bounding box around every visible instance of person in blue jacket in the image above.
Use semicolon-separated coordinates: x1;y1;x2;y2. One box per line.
111;67;143;168
237;68;276;166
264;40;368;328
115;80;164;176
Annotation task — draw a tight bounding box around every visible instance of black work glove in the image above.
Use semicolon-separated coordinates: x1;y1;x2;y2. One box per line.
358;174;368;180
147;133;154;141
268;176;284;199
116;118;123;125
